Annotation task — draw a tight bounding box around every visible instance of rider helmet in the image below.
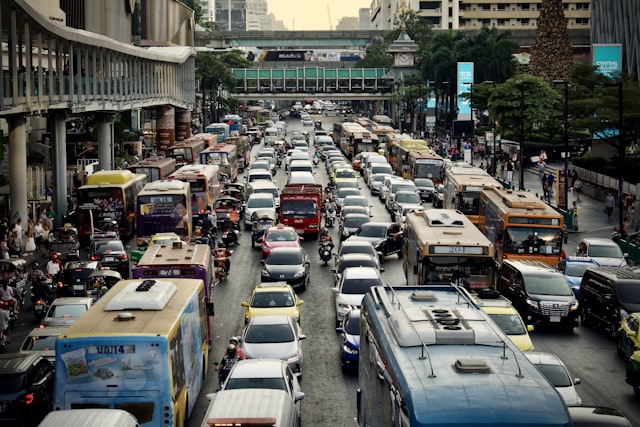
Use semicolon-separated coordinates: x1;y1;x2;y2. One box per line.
51;254;57;260
100;286;108;292
229;336;240;345
33;262;39;269
218;241;225;249
197;220;203;226
227;344;236;355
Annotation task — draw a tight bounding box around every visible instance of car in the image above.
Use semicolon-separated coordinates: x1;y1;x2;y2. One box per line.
89;239;129;278
339;213;370;241
577;237;628;267
336;309;361;370
261;247;311;291
472;289;534;352
335;240;380;269
19;326;65;364
42;297;94;327
414;178;435;201
346;222;404;259
568;406;633;427
384;180;418;212
332;168;359;187
617;312;640;359
286;150;310;171
244;193;277;229
0;352;55;425
241;282;304;324
302;118;314;127
248;181;280;210
332;266;383;326
338;205;370;227
246;169;275;185
332;253;382;286
220;359;305;416
240;315;306;377
288;159;314;176
432;183;445;208
249;159;274;174
368;173;392;195
524;352;582;406
342;195;372;218
378;175;403;202
61;260;102;297
287;171;316;185
390;190;422;215
335;187;361;210
394;204;424;224
260;224;303;258
556;256;599;296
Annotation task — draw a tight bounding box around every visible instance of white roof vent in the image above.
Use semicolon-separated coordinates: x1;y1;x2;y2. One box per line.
422;210;465;227
104;279;177;311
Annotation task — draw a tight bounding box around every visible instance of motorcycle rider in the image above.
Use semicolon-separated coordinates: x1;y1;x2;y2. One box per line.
0;305;10;344
194;220;210;246
221;214;240;245
214;343;244;389
214;242;232;275
28;263;53;304
324;198;337;226
319;228;334;256
0;281;18;314
46;254;63;280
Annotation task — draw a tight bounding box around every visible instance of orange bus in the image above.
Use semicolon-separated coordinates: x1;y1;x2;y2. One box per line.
127;156;177;182
199;143;239;182
166;138;206;168
169;164;221;216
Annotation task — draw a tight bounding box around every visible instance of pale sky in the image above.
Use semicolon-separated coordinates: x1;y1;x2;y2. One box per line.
266;0;371;31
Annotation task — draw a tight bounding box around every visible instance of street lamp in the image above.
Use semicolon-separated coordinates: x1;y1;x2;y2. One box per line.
553;80;570;210
518;81;527;191
605;81;625;234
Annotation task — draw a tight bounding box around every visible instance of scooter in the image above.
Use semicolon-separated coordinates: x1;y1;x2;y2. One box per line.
0;300;18;326
313;156;320;167
221;228;240;246
325;208;336;227
318;241;334;265
32;298;48;322
214;250;233;284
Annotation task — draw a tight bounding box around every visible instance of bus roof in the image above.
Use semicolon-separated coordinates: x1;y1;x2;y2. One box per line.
136;241;211;267
446;168;502;189
85;170;142;185
170;164;220;177
139;179;189;192
167;138;205;149
482;187;561;216
405;209;494;255
361;284;572;426
59;278;204;337
201;144;237;154
128;156;176;169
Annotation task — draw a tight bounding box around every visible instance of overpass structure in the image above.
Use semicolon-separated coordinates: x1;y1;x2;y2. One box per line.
1;0;195;225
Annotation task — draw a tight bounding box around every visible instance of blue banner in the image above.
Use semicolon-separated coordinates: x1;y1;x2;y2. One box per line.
592;44;622;78
457;62;474;120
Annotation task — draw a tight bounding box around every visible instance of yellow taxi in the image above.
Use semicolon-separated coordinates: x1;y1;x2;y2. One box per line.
149;232;182;246
241;282;304;324
473;289;535;351
330;166;359;187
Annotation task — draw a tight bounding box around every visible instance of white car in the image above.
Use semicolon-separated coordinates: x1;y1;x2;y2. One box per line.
577;237;628;267
332;266;383;326
244;193;277;229
525;352;582;407
42;297;94;327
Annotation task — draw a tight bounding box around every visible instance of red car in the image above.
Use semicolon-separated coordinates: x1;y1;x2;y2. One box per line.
260;225;303;258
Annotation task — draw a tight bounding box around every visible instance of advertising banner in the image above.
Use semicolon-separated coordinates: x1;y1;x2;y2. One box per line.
457;62;474;120
592;44;622;78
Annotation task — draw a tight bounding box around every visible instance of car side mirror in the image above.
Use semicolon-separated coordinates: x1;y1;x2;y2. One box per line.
574;378;581;385
260;260;265;265
527;325;534;332
336;327;345;333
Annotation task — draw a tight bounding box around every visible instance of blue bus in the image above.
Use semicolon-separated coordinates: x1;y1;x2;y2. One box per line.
223;114;241;136
54;278;209;427
205;122;230;143
357;285;572;427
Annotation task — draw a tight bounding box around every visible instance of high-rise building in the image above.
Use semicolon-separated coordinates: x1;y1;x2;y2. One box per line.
371;0;591;32
591;0;639;76
215;0;247;31
359;8;371;30
336;17;361;31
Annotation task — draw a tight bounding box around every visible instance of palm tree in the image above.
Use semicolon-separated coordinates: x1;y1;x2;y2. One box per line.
467;27;518;83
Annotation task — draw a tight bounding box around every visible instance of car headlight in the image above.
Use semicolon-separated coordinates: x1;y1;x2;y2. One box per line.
620;308;629;320
338;303;354;311
342;344;359;355
293;268;306;278
286;353;300;363
570;301;579;311
261;269;270;277
342;229;349;237
526;298;539;310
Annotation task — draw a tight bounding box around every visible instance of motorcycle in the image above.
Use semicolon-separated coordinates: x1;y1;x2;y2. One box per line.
318;241;334;265
0;300;18;326
32;298;48;322
214;249;233;284
221;228;240;246
276;155;283;169
313;156;320;167
325;208;336;227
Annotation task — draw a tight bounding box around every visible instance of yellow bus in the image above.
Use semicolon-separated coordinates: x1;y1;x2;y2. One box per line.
479;187;565;266
403;209;495;290
169;164;221;216
127;156;177;182
443;162;503;225
333;122;376;159
54;278;209;427
77;170;147;241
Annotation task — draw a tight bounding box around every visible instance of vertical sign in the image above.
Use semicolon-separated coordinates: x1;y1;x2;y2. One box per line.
592;44;622;78
457;62;474;120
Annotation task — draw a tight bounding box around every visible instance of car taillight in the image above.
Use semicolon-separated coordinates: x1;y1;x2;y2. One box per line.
121;253;128;260
90;255;97;261
23;393;34;405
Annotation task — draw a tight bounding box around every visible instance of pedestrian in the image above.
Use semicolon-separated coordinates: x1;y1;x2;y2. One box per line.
506;160;514;187
34;220;43;251
25;219;36;254
629;204;636;232
42;224;50;251
605;191;615;221
547;173;555;196
571;201;579;231
538;160;545;178
570;169;578;188
625;193;634;214
8;230;21;257
0;236;8;259
542;180;550;202
574;177;582;202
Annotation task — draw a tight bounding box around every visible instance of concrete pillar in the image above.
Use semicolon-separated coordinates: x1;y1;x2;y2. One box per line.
156;105;175;153
97;113;114;171
52;112;68;224
175;109;191;142
8;114;28;225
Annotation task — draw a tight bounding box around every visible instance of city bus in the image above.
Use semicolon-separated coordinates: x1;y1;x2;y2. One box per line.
256;109;272;126
386;137;429;174
191;132;218;149
199;143;238;182
204;122;230;143
357;283;572;427
333;122;376;159
370;124;395;154
405;148;445;183
479;187;565;266
127;156;177;182
169;164;221;216
76;170;147;241
223;135;251;170
403;209;495;290
166;138;206;168
54;278;209;427
135;180;192;246
223;114;241;136
132;241;215;327
371;114;393;126
443;162;503;225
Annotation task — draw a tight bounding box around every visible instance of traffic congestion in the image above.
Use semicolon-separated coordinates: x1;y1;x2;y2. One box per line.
0;102;639;426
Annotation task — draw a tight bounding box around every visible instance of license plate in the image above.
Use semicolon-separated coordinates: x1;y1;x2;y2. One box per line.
549;316;561;323
34;305;43;311
104;257;114;262
294;219;303;223
73;285;84;290
295;229;304;234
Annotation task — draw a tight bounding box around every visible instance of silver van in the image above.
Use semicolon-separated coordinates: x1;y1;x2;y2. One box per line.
248;181;281;210
38;409;139;427
265;127;279;146
201;389;300;427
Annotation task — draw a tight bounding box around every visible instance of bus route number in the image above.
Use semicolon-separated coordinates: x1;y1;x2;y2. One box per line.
88;345;135;354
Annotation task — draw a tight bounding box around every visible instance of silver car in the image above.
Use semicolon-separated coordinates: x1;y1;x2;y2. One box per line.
42;297;94;327
240;315;306;377
525;352;582;407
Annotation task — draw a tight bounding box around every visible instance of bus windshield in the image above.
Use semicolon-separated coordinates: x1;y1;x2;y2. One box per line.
78;188;125;221
424;257;492;286
503;228;562;255
415;161;442;180
456;191;482;216
137;194;190;238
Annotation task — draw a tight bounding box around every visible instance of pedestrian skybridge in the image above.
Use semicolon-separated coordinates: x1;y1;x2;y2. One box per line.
231;67;393;101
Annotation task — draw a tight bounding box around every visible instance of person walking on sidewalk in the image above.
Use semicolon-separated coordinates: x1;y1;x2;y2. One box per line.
574;177;582;202
572;201;579;231
605;191;616;221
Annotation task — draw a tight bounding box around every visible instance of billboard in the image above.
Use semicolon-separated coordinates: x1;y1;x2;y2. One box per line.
592;44;622;78
457;62;474;120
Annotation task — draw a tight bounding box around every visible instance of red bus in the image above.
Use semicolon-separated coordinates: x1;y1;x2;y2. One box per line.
127;156;177;182
166;138;206;168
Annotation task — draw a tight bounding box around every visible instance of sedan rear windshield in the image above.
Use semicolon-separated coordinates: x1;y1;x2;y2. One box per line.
342;278;381;295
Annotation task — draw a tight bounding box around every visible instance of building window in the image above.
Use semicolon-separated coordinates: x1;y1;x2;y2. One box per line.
482;3;490;10
498;4;506;11
576;2;589;10
520;3;530;11
482;18;490;25
497;19;506;26
575;18;589;25
521;18;529;25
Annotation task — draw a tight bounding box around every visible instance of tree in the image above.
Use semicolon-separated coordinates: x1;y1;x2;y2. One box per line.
528;0;572;81
466;27;518;83
356;42;393;68
488;74;562;142
180;0;204;25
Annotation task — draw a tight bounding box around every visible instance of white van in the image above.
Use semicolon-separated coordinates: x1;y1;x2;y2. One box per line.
265;127;279;146
38;409;139;427
200;389;299;427
288;160;314;176
248;180;281;210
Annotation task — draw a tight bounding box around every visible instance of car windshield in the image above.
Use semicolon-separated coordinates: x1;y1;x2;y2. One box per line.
248;198;274;209
225;377;287;392
395;193;421;203
50;304;88;318
587;244;623;258
525;275;574;296
344;217;369;229
22;335;58;351
249;174;271;182
345;316;361;335
565;263;593;277
244;324;295;343
340;245;374;257
96;242;123;254
251;291;295;308
488;313;526;335
336;170;356;178
336;181;358;190
535;363;572;387
338;259;375;273
266;251;303;265
338;189;360;199
266;231;297;242
373;175;388;183
358;225;386;238
344;198;367;207
414;178;434;188
251;163;269;170
342;278;380;294
0;374;26;393
616;283;640;304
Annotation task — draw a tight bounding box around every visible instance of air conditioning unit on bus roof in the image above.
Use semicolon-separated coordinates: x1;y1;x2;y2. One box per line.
105;279;177;311
422;210;465;227
501;191;546;210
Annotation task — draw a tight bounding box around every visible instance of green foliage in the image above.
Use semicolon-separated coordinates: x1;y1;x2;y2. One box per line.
356;43;393;68
196;50;251;92
180;0;204;25
528;0;572;81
